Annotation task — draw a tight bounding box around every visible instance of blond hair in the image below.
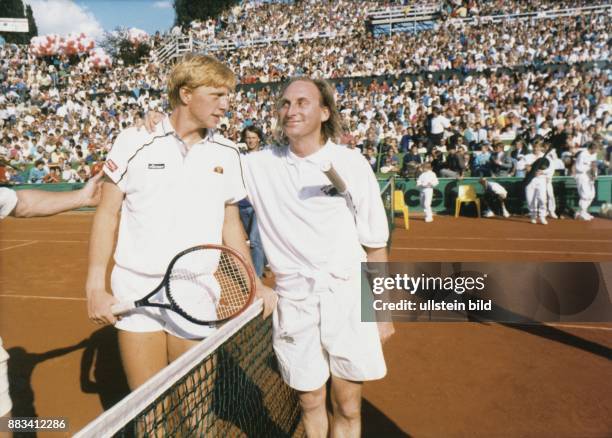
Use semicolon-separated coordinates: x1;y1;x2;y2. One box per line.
167;54;236;110
274;77;343;144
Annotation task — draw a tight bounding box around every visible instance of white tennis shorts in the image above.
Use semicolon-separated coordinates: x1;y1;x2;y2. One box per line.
272;275;386;392
111;265;216;340
0;337;12;416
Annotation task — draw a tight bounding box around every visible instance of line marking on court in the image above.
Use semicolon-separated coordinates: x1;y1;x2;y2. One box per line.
392;247;612;256
0;239;87;244
0;294;86;301
0;241;39;251
394;236;612;244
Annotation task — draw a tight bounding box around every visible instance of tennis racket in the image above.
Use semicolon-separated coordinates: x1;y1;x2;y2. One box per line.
321;161;357;220
111;244;256;325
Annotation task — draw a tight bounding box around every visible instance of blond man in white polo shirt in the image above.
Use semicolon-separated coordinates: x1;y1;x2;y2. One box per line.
243;78;395;437
85;55;276;392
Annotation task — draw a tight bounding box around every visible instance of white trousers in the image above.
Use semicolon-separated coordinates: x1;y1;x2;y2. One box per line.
420;188;433;219
526;176;547;219
575;173;595;214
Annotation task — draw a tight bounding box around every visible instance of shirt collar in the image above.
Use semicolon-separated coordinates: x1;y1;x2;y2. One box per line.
160;116;215;143
285;139;335;166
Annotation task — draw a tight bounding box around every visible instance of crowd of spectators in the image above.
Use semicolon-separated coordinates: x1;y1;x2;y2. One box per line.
443;0;609;18
179;0;610;49
0;0;610;185
217;14;609;83
187;0;375;46
226;66;611;179
0;43;166;183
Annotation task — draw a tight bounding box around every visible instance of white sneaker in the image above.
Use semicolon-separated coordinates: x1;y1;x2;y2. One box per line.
539;217;548;225
549;212;558;219
502;209;510;218
530;218;537;224
584;212;594;220
425;216;433;223
484;210;494;218
576;212;592;221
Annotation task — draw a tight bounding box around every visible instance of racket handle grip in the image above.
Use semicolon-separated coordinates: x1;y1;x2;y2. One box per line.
111;301;135;315
320;161;347;194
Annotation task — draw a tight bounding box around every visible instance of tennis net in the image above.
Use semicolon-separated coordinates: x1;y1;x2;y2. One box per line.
74;301;302;437
380;177;395;237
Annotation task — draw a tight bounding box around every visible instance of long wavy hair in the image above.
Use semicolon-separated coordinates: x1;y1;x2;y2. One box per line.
273;77;343;145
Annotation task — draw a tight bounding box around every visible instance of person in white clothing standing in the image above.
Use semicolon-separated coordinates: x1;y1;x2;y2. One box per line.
243;77;395;438
524;142;550;225
429;106;450;149
544;146;560;219
85;55;275;396
416;162;438;222
573;142;600;221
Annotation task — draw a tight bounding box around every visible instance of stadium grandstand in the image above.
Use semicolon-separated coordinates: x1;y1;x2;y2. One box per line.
0;1;610;211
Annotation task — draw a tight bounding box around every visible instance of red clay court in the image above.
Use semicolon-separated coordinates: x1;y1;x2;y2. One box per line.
1;212;611;437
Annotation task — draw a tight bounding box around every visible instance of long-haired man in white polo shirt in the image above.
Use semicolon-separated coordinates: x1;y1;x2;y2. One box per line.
243;78;395;437
85;55;276;393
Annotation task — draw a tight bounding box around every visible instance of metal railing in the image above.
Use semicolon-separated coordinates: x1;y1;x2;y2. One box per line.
368;2;441;24
448;4;611;26
150;35;206;64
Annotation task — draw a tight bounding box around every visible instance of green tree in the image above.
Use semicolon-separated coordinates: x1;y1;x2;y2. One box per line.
0;0;24;18
0;0;38;44
25;5;37;39
99;28;151;66
173;0;239;27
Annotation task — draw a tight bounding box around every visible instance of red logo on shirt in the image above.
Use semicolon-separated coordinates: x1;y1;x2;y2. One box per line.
105;159;118;172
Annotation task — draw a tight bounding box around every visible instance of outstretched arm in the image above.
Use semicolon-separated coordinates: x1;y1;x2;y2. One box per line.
13;173;103;218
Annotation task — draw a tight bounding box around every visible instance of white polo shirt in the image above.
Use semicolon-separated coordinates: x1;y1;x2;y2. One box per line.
0;188;17;219
243;140;388;297
104;117;246;275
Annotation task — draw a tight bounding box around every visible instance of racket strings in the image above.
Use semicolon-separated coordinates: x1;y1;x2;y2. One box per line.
167;248;252;323
215;252;251;319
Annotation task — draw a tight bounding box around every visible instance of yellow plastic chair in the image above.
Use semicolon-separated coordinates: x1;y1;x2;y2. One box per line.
394;190;410;229
455;185;481;218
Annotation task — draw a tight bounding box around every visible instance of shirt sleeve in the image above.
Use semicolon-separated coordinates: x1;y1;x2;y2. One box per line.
224;147;247;205
103;129;142;192
0;188;18;219
352;153;389;248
